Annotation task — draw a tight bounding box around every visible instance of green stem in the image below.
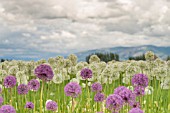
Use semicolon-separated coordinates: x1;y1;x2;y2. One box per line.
40;81;44;113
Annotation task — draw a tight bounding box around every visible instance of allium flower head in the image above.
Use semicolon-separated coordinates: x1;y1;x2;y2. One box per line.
4;75;17;88
34;64;54;81
145;51;154;61
129;108;144;113
0;96;3;105
114;86;135;103
46;100;58;111
0;105;16;113
94;92;105;102
132;74;149;88
91;82;102;92
28;79;40;91
64;82;82;98
134;86;145;96
25;102;34;109
80;68;92;79
106;94;124;112
17;84;29;95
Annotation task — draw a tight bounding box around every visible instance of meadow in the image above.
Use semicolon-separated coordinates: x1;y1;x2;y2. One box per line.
0;51;169;113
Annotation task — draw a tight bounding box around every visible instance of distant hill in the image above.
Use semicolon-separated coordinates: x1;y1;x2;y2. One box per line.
75;45;170;61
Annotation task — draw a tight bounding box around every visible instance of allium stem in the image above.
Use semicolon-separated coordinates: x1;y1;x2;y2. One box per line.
72;97;74;112
40;81;44;113
10;88;12;105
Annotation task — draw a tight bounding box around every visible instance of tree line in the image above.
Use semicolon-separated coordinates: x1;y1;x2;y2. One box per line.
1;54;170;63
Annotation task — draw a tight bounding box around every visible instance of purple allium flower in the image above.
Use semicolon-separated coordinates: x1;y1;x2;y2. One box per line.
64;82;82;98
94;93;105;102
34;64;54;81
134;86;145;96
3;75;17;88
25;102;34;109
97;112;103;113
132;74;148;88
91;82;102;92
114;86;136;103
129;101;141;108
17;84;29;95
0;105;16;113
46;100;58;111
28;79;40;91
80;68;92;79
0;96;3;105
106;94;124;112
129;108;144;113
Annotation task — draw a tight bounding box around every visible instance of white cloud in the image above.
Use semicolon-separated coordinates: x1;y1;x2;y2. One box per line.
0;0;170;59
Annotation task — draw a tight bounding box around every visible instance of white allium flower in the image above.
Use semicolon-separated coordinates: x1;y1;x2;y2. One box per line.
161;78;170;89
68;54;78;66
145;86;154;95
70;78;80;84
88;82;91;86
75;62;84;71
81;83;86;88
64;59;72;68
48;57;56;66
145;51;155;61
16;71;27;84
89;55;100;64
0;70;7;81
8;66;19;75
68;66;77;75
112;72;120;80
53;74;63;84
37;59;46;65
122;77;130;84
98;62;106;70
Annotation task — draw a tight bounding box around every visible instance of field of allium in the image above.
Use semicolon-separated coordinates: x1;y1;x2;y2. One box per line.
0;51;170;113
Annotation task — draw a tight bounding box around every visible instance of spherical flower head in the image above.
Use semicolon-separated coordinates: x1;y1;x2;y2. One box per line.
34;64;54;81
17;84;29;95
145;51;154;61
80;68;92;80
25;102;34;109
4;75;17;88
134;86;145;96
129;108;144;113
114;86;136;103
64;82;82;98
28;79;40;91
91;82;102;92
106;94;124;112
0;96;3;105
132;74;149;88
0;105;16;113
94;93;105;102
46;100;58;111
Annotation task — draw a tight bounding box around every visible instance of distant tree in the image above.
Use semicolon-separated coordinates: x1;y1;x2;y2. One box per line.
86;52;119;63
167;56;170;61
0;59;11;62
129;54;146;61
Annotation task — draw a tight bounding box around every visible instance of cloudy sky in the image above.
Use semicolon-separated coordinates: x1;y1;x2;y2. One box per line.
0;0;170;60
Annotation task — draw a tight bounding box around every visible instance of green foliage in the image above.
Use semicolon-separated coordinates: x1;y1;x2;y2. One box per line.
86;52;119;63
